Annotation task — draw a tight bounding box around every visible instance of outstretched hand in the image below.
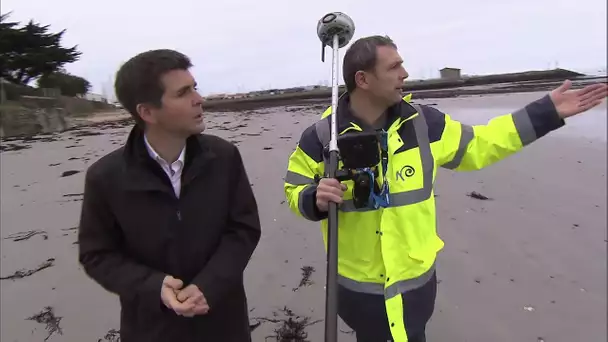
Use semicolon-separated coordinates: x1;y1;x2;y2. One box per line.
550;80;607;119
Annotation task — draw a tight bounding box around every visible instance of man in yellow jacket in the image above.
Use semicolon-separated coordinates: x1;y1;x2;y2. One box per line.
284;35;607;342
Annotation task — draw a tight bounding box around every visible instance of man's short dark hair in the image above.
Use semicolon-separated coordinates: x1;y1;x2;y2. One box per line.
114;49;193;125
342;35;397;93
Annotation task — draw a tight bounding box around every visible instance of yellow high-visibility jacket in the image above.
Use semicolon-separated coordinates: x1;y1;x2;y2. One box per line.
284;92;564;341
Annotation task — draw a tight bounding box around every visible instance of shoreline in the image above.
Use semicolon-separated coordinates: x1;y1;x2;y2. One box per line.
201;72;606;112
0;74;605;139
202;77;605;112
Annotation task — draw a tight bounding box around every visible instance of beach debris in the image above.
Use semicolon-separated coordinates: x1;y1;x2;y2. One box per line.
293;266;315;291
62;226;79;238
26;306;63;341
60;170;81;177
71;130;103;137
340;328;355;335
49;162;61;166
4;229;48;242
60;193;84;203
263;146;273;150
252;306;321;342
524;306;535;312
230;123;248;131
271;307;320;342
214;123;248;131
0;143;31;152
467;191;491;200
249;321;262;332
0;258;55;280
63;193;83;198
19;134;60;143
98;328;121;342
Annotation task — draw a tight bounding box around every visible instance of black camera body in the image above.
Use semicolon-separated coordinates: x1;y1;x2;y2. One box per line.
336;131;380;169
318;131;382;209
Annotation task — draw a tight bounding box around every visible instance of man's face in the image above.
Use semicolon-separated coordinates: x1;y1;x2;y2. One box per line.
144;69;205;137
364;46;409;106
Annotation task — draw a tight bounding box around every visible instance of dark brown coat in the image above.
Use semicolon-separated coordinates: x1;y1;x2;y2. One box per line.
78;125;261;342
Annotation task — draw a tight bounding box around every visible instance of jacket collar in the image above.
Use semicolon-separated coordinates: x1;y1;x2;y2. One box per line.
122;124;216;194
143;133;186;167
336;93;418;132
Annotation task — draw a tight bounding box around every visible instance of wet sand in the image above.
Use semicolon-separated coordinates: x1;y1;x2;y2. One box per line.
1;91;606;342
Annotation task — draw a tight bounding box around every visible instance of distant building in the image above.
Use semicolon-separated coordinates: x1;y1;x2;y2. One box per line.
439;67;461;80
80;92;107;102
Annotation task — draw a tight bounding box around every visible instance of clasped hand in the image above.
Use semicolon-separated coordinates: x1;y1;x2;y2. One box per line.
160;275;209;317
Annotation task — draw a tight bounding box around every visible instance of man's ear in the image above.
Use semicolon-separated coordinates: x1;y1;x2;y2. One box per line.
354;70;369;90
136;103;156;125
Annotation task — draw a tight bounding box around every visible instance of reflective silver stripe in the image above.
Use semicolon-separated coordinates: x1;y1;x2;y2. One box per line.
340;201;375;212
442;123;474;170
285;171;314;185
384;263;436;299
337;275;385;295
315;119;331;165
315;118;331;148
297;184;316;220
340;110;434;212
411;107;434;201
512;108;537;146
336;262;436;299
341;187;433;212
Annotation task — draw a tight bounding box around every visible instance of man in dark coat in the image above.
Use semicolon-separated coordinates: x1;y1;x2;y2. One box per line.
78;49;261;342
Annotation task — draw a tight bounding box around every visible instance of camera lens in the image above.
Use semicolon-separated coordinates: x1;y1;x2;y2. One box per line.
352;172;371;209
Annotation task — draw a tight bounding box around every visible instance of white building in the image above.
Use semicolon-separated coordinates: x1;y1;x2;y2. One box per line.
80;92;107;102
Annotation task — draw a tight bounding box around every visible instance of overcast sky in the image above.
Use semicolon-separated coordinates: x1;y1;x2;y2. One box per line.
4;0;607;99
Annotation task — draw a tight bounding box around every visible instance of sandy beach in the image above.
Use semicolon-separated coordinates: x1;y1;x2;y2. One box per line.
1;91;606;342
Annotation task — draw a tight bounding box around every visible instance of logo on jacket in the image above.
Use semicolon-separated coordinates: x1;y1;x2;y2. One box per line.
395;165;415;181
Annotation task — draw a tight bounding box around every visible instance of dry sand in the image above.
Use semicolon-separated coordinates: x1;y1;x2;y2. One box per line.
0;91;606;342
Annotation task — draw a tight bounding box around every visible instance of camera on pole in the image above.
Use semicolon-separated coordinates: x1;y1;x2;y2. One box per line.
315;11;355;342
